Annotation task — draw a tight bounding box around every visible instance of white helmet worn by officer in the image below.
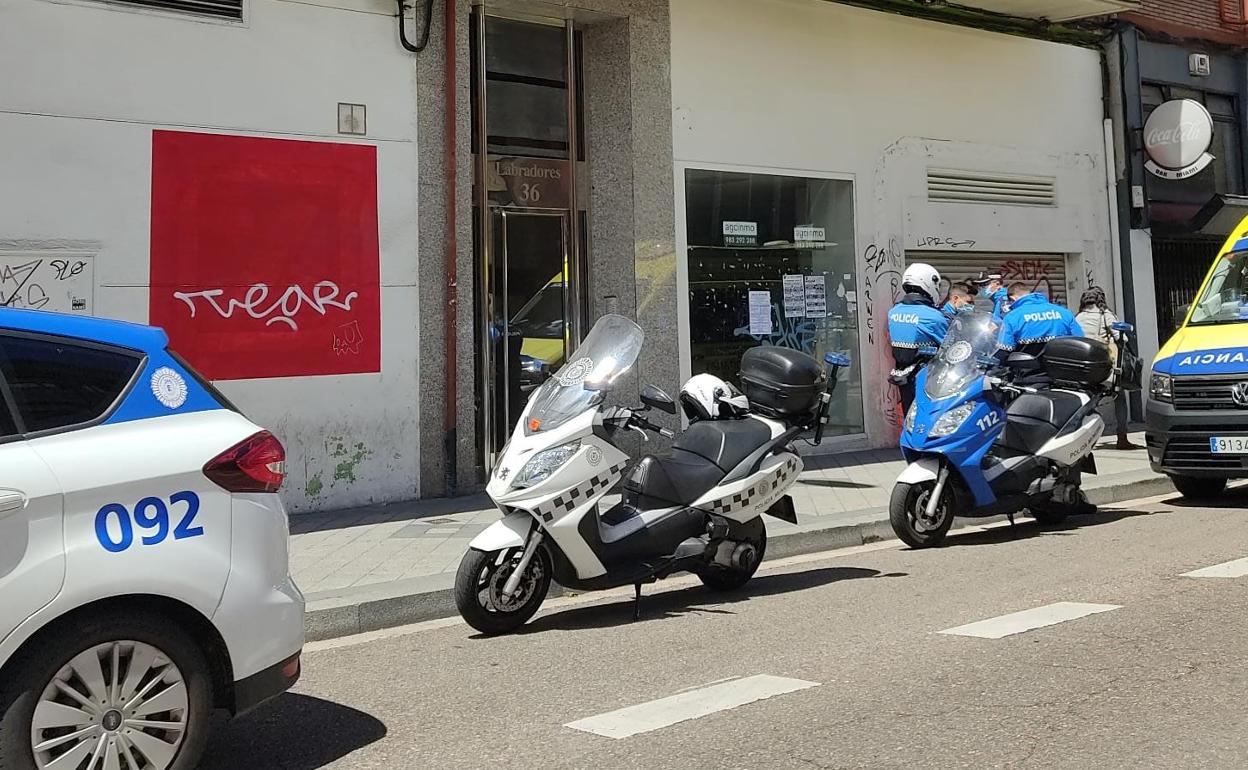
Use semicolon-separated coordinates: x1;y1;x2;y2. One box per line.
680;373;749;422
901;263;941;304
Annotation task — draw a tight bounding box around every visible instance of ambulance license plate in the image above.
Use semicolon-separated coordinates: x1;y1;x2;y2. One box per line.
1209;437;1248;454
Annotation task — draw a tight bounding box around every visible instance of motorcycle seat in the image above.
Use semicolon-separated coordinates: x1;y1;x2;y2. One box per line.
999;390;1087;455
671;418;773;473
623;450;725;507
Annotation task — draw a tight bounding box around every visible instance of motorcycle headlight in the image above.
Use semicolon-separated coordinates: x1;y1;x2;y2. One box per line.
1150;372;1172;403
512;441;580;489
904;403;916;433
929;403;976;438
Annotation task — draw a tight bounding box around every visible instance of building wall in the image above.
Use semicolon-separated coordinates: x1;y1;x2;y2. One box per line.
1124;0;1248;43
0;0;422;512
670;0;1116;447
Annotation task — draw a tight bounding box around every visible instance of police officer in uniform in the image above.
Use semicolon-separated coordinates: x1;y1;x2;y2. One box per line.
971;271;1010;318
997;282;1084;358
888;263;949;413
941;282;975;318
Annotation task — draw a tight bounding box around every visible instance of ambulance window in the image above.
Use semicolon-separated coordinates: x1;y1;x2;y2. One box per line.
0;334;141;434
1189;251;1248;326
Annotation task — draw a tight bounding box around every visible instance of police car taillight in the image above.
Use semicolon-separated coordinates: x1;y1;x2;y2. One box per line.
204;431;287;493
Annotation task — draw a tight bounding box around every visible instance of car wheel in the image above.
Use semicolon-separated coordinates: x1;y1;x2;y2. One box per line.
1170;475;1227;500
0;611;214;770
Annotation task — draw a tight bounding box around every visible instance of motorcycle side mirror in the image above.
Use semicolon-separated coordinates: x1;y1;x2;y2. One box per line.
1111;321;1134;333
640;384;678;414
824;352;851;368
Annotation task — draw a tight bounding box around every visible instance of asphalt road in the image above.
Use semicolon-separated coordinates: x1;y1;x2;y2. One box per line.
204;488;1248;770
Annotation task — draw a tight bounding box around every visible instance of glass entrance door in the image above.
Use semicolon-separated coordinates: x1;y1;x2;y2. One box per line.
485;209;571;456
473;8;586;471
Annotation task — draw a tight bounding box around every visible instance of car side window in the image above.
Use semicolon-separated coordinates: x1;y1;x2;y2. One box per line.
0;333;142;434
0;392;16;438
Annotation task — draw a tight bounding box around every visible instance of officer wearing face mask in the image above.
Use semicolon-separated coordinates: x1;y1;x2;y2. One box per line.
888;263;949;413
972;271;1009;318
941;283;976;318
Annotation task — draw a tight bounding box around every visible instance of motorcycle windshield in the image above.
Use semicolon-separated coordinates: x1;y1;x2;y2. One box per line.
924;311;1003;400
524;314;644;435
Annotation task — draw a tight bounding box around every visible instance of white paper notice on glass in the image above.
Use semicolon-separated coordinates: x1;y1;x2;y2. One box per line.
805;275;827;318
748;290;773;335
782;275;806;318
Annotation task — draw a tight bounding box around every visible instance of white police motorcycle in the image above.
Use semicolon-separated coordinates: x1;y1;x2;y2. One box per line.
455;314;849;634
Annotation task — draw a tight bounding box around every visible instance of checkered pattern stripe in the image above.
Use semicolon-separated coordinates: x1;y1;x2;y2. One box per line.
999;334;1059;352
531;462;628;523
704;456;800;516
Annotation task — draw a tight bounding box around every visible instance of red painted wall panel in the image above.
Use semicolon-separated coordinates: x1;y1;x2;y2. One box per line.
149;130;381;380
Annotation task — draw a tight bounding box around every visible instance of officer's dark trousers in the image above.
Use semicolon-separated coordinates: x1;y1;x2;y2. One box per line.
898;380;917;415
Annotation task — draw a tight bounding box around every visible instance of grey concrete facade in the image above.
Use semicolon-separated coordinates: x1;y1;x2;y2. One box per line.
417;0;676;497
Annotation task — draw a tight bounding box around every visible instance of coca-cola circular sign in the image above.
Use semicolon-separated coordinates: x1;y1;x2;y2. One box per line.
1143;99;1215;180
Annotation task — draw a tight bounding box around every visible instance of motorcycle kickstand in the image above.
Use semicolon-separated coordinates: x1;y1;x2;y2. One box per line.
1007;512;1016;527
633;583;643;622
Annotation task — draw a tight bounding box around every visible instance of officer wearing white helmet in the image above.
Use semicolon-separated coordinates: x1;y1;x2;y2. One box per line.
887;263;950;413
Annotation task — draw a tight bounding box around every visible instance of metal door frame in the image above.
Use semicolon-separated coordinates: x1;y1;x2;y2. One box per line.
474;5;585;471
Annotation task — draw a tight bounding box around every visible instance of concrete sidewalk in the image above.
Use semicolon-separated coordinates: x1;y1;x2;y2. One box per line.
294;433;1170;640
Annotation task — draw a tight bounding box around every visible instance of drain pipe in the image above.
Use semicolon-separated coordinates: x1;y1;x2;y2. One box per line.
443;0;459;496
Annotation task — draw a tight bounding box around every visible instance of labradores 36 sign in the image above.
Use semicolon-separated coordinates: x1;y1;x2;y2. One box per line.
487;157;570;208
1143;99;1215;180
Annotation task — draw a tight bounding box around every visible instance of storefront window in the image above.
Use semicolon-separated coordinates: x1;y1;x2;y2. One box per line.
683;169;864;437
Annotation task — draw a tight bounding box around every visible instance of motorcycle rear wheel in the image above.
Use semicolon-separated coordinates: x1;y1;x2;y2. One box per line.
455;546;552;635
890;481;954;549
698;529;767;591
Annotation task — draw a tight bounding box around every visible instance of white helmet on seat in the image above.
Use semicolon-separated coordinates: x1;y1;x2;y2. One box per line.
902;263;942;304
679;373;750;421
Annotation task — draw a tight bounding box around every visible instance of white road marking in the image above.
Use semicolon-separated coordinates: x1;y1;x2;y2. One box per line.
1182;557;1248;579
564;675;819;739
939;602;1121;639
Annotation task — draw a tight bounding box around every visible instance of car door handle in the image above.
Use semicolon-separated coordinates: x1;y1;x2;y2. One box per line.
0;491;26;516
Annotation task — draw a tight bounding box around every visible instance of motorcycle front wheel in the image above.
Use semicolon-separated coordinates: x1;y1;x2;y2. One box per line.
890;480;954;548
455;545;552;635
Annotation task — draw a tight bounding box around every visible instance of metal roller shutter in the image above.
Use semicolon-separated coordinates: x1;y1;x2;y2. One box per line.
906;252;1071;311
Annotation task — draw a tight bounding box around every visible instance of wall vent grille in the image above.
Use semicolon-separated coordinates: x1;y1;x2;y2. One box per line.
927;168;1057;206
95;0;243;21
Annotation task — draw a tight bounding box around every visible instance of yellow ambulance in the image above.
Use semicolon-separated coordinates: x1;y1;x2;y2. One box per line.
1147;217;1248;499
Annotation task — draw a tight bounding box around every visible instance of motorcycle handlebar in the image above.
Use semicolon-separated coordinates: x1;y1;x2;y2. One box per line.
633;414;674;438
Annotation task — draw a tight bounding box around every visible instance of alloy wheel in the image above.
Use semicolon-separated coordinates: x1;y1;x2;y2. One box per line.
31;640;189;770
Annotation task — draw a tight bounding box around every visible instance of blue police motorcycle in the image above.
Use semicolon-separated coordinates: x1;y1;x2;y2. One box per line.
890;310;1123;548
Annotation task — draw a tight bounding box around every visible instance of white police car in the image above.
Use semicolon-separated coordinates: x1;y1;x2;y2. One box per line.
0;308;304;770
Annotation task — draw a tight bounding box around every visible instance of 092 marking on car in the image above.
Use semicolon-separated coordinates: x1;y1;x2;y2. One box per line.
93;490;204;553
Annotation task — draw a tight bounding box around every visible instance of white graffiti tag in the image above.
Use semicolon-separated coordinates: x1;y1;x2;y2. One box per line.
173;281;358;331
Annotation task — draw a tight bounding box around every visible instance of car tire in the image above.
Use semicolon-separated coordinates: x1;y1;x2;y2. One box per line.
0;610;214;770
1170;475;1227;501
